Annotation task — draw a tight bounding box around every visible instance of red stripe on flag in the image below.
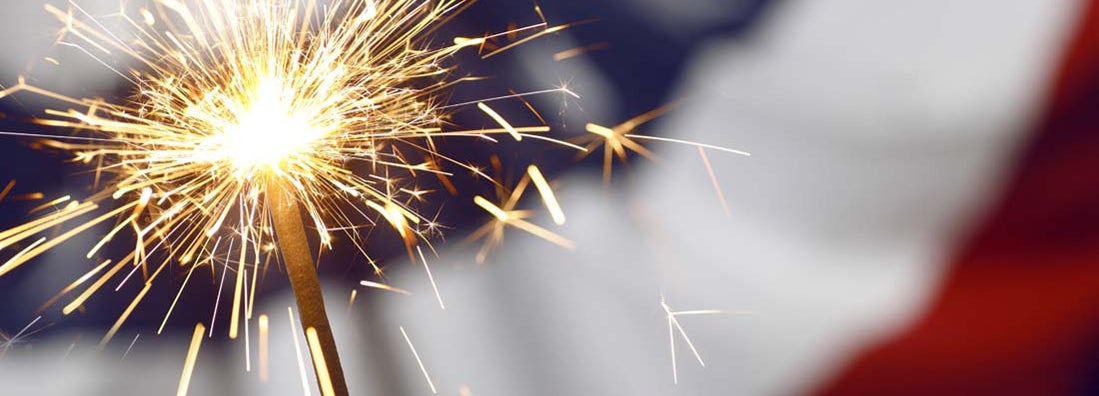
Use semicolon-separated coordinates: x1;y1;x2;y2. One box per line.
817;1;1099;395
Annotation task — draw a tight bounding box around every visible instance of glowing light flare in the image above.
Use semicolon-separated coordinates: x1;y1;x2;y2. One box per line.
202;77;329;176
477;102;522;141
0;180;15;203
306;327;337;396
177;322;206;396
660;297;757;384
417;246;445;310
37;258;111;314
258;314;270;383
0;316;44;357
360;280;413;296
348;289;359;313
576;103;750;184
400;325;438;394
288;307;311;396
526;165;565;225
122;333;141;360
697;147;732;217
661;298;704;385
469;172;575;262
100;280;153;349
62;253;134;315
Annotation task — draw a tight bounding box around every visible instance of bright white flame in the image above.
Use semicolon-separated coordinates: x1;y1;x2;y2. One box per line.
212;77;324;174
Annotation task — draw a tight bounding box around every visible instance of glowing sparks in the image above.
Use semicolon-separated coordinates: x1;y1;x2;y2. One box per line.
553;42;610;61
400;325;438;394
661;298;704;384
579;106;669;183
0;180;15;203
469;166;575;262
243;271;253;372
158;256;201;334
348;289;359;313
697;147;731;217
360;280;413;296
62;254;132;315
625;134;752;157
209;254;231;338
478;102;522;141
177;322;206;396
258;314;270;383
0;316;44;358
288;307;311;396
37;258;111;314
0;0;574;348
526;165;565;225
28;195;72;215
307;327;337;396
100;280;154;349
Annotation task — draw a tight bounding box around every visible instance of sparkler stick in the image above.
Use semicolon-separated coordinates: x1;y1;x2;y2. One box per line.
268;180;348;395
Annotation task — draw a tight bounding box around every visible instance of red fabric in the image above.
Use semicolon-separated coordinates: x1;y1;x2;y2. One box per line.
817;1;1099;395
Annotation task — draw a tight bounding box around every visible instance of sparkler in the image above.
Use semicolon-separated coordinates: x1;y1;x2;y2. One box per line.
0;0;574;393
178;322;205;396
0;0;760;393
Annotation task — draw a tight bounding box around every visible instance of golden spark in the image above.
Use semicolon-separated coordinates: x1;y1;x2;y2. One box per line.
400;325;439;394
468;163;574;262
177;322;206;396
577;103;751;183
359;279;413;296
121;333;141;360
258;313;270;383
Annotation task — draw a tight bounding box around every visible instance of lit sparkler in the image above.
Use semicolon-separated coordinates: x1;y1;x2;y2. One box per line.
0;0;574;394
0;0;760;393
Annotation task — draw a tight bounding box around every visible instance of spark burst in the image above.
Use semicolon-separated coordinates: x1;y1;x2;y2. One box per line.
0;0;573;394
577;103;751;183
468;163;574;263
